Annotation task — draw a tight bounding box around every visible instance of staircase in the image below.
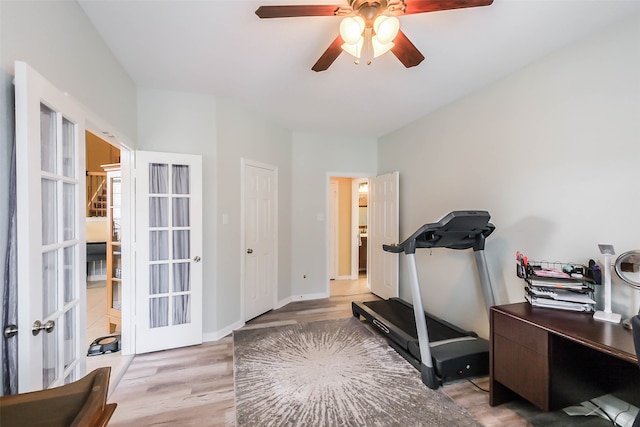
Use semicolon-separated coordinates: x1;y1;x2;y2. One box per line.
87;172;107;217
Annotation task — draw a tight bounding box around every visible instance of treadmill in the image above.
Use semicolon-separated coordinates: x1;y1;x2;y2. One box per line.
352;210;496;389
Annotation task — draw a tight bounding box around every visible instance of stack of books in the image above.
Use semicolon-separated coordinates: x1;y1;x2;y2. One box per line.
524;273;596;312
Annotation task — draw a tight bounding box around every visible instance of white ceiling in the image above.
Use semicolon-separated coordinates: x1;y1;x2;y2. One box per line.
77;0;640;138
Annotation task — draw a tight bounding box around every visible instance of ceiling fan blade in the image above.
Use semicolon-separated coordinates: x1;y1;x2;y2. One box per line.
312;35;344;72
255;5;344;18
404;0;493;15
391;30;425;68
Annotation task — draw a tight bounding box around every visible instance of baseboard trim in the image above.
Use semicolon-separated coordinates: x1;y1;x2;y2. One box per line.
204;292;331;341
286;292;330;302
203;319;245;342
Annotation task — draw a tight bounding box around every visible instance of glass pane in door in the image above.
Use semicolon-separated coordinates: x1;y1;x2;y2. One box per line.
41;179;57;245
150;197;168;227
63;307;76;370
172;198;189;227
42;251;58;317
63;246;75;303
40;104;56;173
172;165;189;194
62;118;75;178
172;230;190;260
173;295;191;325
63;183;75;240
173;263;190;292
150;231;168;261
150;297;169;328
150;163;168;194
42;323;58;389
150;264;169;294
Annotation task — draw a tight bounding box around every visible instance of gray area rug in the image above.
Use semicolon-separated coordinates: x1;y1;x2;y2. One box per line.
233;318;481;427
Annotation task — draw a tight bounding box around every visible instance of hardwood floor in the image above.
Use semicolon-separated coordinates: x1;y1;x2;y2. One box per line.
107;277;528;426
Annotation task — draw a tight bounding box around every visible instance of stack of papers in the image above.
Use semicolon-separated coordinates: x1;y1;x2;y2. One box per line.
525;286;595;304
525;294;593;312
524;277;595;312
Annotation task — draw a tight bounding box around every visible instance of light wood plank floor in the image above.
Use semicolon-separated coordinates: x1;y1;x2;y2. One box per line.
107;277;529;426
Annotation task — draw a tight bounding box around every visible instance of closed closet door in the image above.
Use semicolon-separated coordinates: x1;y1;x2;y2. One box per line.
243;160;277;321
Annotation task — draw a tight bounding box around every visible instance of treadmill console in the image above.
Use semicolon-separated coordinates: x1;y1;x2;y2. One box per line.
386;210;495;254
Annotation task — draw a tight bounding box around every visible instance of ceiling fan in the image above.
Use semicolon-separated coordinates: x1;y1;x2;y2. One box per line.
255;0;494;72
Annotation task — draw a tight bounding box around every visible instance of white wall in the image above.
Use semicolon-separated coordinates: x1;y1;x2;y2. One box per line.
290;132;378;298
216;98;292;332
0;0;137;141
378;13;640;339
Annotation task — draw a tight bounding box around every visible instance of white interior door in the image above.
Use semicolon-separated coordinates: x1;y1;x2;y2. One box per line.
243;161;277;321
15;61;87;392
134;151;203;354
368;171;399;299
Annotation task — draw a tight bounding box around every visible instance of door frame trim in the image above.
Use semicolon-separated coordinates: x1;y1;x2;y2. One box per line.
329;180;339;280
351;178;368;280
240;158;278;323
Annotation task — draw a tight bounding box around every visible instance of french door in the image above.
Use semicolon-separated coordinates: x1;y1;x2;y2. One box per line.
15;61;87;392
368;171;399;299
134;151;203;354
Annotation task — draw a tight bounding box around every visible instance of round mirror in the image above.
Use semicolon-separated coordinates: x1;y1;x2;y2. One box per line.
614;250;640;290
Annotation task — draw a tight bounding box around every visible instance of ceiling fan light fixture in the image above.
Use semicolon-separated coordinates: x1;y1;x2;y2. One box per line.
341;38;364;59
373;15;400;44
339;16;365;45
371;36;395;58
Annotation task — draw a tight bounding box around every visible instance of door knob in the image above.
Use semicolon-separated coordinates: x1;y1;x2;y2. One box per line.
193;256;201;263
247;248;253;254
32;320;55;336
4;325;18;338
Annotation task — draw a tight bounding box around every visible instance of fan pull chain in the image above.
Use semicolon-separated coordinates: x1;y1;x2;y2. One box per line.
364;28;373;65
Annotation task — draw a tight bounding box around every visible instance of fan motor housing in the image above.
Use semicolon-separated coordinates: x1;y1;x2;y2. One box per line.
351;0;389;21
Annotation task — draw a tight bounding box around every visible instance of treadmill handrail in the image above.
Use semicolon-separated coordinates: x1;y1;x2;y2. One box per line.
382;244;403;253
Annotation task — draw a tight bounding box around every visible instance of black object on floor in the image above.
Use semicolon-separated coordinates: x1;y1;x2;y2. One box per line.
87;334;121;356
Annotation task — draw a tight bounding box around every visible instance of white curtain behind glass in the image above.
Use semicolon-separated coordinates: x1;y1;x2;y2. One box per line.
148;163;191;328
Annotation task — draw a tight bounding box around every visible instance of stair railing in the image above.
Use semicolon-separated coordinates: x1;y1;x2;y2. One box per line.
86;172;107;217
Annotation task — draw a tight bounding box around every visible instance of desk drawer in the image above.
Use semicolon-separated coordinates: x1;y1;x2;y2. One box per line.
492;311;550;411
493;334;549;410
493;311;547;354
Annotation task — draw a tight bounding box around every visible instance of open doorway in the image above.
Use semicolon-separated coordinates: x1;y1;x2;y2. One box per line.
329;176;369;297
84;131;130;391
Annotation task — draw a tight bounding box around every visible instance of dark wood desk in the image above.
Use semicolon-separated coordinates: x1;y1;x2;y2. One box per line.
490;302;639;411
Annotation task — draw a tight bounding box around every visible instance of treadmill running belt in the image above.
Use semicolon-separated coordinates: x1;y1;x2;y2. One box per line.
363;299;467;342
